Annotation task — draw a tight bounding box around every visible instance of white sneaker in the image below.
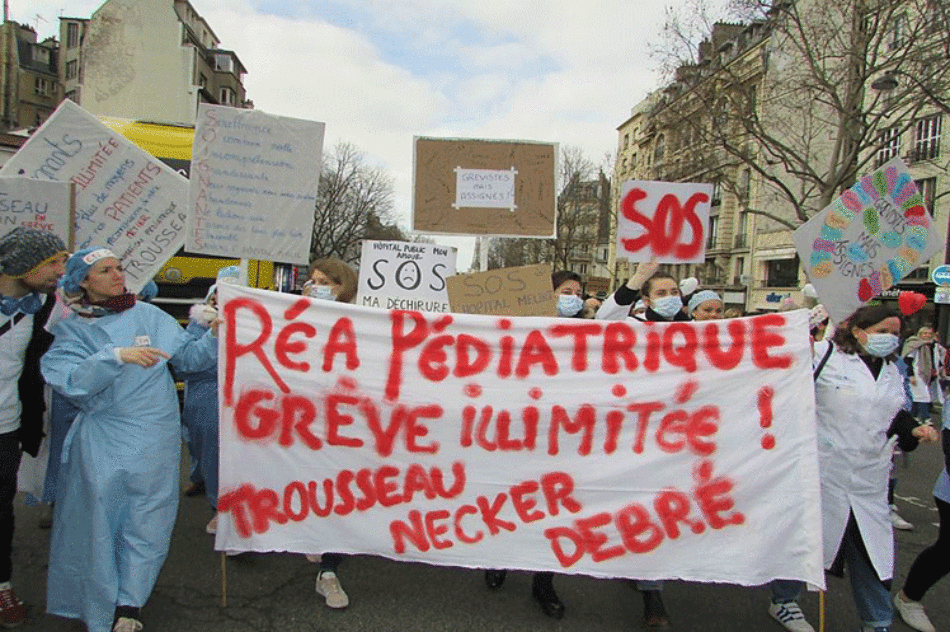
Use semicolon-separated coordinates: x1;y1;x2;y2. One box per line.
205;516;218;534
893;593;936;632
769;601;815;632
316;571;349;609
113;617;144;632
889;506;914;530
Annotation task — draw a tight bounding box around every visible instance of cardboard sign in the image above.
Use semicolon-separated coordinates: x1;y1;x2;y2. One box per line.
0;178;73;247
793;157;943;323
188;104;325;263
356;240;457;312
412;137;556;237
616;180;712;264
215;285;824;588
446;264;556;317
0;100;189;292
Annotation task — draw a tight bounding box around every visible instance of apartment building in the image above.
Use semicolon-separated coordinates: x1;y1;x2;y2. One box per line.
0;23;61;131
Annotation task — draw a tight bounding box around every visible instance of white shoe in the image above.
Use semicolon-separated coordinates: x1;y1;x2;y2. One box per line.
893;593;936;632
316;571;349;609
113;617;144;632
769;601;815;632
889;506;914;530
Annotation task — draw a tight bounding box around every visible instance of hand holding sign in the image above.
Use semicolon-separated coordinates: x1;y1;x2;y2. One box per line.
616;181;712;264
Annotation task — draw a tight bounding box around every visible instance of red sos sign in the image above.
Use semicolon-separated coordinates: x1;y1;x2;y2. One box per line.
620;186;709;260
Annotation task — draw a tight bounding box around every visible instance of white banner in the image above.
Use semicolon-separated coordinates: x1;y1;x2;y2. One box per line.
0;100;188;293
187;104;324;263
0;177;72;246
616;180;712;264
356;240;457;312
216;285;823;587
793;157;943;324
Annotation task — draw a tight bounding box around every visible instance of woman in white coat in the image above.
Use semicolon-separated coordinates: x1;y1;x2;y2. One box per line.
901;325;945;422
799;305;937;632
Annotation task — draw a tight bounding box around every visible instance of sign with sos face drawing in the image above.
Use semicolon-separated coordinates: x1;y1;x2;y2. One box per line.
356;240;458;313
616;180;713;264
215;284;824;588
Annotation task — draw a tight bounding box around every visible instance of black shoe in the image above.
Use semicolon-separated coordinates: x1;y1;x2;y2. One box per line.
484;569;507;590
642;590;669;628
532;582;565;619
184;481;206;497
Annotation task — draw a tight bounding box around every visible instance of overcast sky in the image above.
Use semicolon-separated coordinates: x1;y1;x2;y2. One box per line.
19;0;725;269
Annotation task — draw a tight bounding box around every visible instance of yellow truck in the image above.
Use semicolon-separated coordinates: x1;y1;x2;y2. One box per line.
99;116;281;320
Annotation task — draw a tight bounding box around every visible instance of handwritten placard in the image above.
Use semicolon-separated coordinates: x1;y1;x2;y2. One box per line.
215;285;824;588
356;240;457;312
187;104;325;263
0;100;188;292
0;178;72;246
413;137;556;237
446;263;556;317
616;180;712;264
793;157;943;323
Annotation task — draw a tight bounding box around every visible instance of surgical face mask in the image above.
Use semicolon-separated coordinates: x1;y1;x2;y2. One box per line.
650;295;683;320
557;294;584;317
862;333;899;357
306;282;336;301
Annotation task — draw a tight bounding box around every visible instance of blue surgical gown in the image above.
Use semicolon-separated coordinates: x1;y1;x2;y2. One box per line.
178;319;220;509
40;302;217;632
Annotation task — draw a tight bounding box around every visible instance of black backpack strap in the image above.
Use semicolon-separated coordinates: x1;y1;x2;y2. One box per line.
813;343;833;380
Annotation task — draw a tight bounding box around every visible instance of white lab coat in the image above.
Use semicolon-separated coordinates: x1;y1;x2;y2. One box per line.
813;340;902;580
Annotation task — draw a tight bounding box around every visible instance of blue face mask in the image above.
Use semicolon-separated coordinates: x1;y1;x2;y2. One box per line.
557;294;584;317
862;333;899;357
650;295;683;320
305;282;336;301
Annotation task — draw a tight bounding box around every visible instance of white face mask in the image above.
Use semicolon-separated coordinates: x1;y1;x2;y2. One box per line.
650;295;683;320
862;333;900;357
304;282;336;301
557;294;584;317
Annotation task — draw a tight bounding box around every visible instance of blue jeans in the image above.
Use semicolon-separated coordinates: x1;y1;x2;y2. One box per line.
770;578;803;603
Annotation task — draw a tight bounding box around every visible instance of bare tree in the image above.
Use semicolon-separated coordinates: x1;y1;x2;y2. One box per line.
650;0;950;228
310;142;398;263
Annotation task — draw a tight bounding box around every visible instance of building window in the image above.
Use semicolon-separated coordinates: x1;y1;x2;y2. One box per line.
34;77;49;97
914;177;937;213
876;126;900;167
914;114;941;161
65;60;78;80
32;45;49;65
623;133;629;149
711;179;722;206
66;22;80;48
734;210;748;248
739;169;751;203
765;256;800;288
214;54;234;73
630;153;637;169
621;157;627;172
199;73;207;88
734;257;745;285
219;87;235;105
654;135;666;163
707;214;719;250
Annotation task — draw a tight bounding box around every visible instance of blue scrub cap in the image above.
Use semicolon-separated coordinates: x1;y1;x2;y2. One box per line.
62;247;117;294
687;290;722;316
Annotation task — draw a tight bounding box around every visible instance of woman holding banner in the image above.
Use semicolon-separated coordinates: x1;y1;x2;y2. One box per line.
301;257;358;609
40;247;219;632
773;305;937;632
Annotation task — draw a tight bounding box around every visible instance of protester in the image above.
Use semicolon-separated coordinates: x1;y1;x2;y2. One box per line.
41;247;219;632
181;266;241;536
595;259;678;627
767;304;937;632
687;289;723;321
0;227;67;627
902;326;945;423
301;257;358;609
631;299;647;321
892;402;950;632
809;304;830;342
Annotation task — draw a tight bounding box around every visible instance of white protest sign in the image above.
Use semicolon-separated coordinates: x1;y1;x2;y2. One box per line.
188;104;324;263
616;180;712;264
793;157;942;324
356;240;457;312
216;285;824;588
454;168;517;211
0;100;188;292
0;178;72;246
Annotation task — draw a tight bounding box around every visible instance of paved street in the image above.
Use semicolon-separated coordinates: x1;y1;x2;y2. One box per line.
10;437;950;632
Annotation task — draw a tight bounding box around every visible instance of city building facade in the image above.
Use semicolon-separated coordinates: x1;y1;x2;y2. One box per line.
0;23;61;131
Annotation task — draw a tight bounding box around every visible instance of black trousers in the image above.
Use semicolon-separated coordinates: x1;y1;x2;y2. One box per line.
0;430;22;583
904;496;950;601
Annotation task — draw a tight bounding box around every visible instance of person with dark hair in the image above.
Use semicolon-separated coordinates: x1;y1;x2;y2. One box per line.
766;304;937;632
0;227;67;627
596;259;688;324
42;247;218;632
551;269;584;318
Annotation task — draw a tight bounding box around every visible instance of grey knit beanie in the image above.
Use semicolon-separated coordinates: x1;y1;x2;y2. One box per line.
0;227;68;277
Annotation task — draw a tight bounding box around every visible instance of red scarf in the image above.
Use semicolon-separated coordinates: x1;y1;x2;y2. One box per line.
91;292;137;313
